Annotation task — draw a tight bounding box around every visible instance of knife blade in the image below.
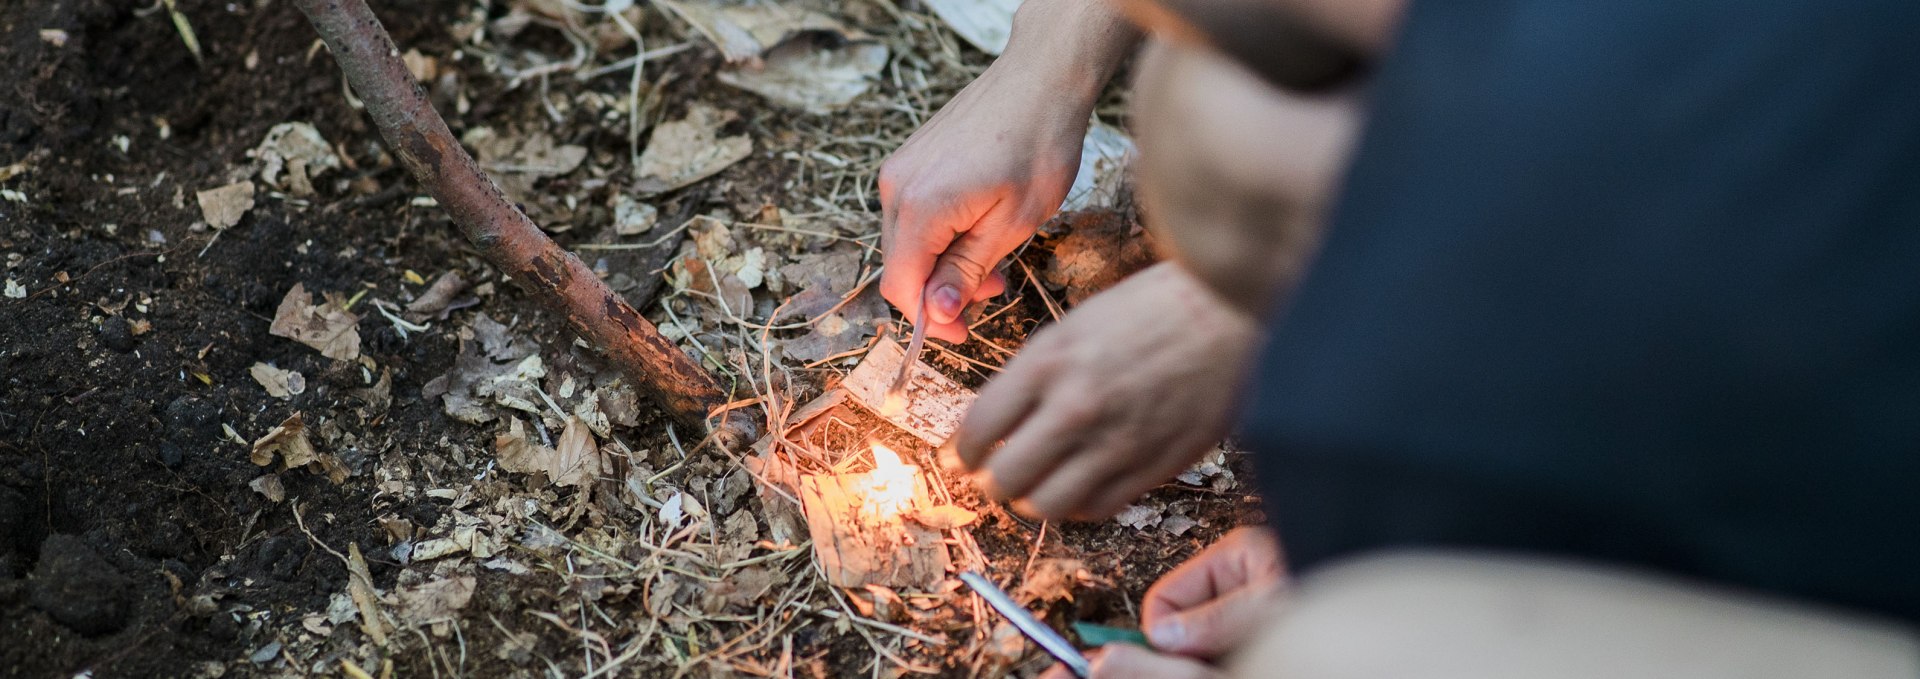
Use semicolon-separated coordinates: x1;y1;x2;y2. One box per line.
960;571;1092;678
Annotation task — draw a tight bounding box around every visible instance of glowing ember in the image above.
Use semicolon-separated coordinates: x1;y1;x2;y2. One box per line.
858;443;918;519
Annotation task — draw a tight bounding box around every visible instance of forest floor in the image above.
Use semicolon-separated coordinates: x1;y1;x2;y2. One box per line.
0;0;1256;676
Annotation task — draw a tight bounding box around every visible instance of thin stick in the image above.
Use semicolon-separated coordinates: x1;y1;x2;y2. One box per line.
292;0;734;433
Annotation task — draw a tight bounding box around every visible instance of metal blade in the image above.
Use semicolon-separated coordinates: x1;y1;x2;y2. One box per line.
960;571;1091;678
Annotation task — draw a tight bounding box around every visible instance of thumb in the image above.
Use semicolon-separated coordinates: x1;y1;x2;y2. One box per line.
1147;584;1281;659
924;209;1032;325
1088;644;1226;679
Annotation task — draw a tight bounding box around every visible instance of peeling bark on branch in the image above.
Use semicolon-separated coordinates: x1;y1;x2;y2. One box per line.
293;0;731;432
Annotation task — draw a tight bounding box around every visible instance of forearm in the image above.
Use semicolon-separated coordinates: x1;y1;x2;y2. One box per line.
1114;0;1403;91
1000;0;1143;108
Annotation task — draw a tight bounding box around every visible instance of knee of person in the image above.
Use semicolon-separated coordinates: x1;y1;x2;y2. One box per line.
1224;551;1920;679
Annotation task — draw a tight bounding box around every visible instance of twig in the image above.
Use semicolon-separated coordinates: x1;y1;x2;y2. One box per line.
292;0;735;434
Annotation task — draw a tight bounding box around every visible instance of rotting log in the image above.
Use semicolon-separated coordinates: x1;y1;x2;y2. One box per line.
293;0;737;434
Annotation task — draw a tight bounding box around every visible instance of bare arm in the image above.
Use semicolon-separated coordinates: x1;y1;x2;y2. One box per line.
878;0;1141;341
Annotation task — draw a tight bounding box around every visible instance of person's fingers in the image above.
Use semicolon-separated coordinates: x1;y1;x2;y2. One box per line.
924;202;1032;324
1087;645;1225;679
879;203;962;323
1146;581;1282;658
1014;448;1118;519
979;396;1091;501
1036;663;1079;679
1078;471;1158;521
974;268;1009;302
1142;544;1235;627
953;350;1052;470
1142;528;1287;654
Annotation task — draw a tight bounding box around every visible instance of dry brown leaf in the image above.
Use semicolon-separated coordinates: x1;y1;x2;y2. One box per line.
249;412;349;483
249;474;286;503
394;576;476;624
269;283;361;360
250;412;315;467
908;504;978;531
494;417;603;488
717;39;888;113
919;0;1020;54
248;362;306;399
196;181;254;230
1016;558;1088;605
1114;504;1161;531
634;103;752;194
404;270;470;321
659;1;846;63
346;543;388;646
252;122;340;196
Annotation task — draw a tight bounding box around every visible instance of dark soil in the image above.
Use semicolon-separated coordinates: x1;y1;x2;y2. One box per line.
0;0;1254;676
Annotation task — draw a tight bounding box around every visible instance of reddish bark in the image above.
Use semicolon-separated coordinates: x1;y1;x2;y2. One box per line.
293;0;732;433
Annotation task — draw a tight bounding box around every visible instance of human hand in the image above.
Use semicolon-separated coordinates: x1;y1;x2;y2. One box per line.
1142;526;1287;658
878;0;1138;342
952;262;1261;519
1037;644;1228;679
877;64;1084;342
1131;40;1360;318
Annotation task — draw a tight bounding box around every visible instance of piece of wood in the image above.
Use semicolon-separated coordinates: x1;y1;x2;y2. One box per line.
800;467;949;589
842;338;976;445
293;0;733;433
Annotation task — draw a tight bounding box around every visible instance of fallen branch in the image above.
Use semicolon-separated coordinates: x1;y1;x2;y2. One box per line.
292;0;733;434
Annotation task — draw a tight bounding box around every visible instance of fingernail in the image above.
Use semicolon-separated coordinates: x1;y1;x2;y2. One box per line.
930;285;962;321
1148;619;1184;649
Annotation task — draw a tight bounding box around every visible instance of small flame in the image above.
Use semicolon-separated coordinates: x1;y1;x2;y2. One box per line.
861;443;917;518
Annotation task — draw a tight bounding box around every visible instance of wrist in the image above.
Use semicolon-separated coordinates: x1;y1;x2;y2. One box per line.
1000;0;1141;105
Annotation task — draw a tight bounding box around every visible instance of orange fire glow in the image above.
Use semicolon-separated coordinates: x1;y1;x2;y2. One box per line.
860;443;917;519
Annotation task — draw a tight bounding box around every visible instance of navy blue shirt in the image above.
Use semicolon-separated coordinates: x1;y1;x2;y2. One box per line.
1243;0;1920;622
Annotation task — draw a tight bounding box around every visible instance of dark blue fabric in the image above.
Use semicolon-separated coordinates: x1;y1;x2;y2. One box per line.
1242;0;1920;622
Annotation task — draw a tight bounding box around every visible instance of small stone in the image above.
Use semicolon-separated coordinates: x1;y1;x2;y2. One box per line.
161;395;220;440
28;535;133;636
99;316;137;353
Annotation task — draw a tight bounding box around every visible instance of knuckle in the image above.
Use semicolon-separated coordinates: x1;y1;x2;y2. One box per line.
1054;400;1102;430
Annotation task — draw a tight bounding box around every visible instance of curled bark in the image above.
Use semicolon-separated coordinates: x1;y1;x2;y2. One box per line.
294;0;731;432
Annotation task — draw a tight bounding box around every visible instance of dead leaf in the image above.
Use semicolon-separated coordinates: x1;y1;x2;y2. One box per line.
1043;208;1158;305
1061;122;1136;212
248;362;306;399
250;412;315;467
422;316;545;424
394;577;476;624
1016;558;1088;605
919;0;1020;54
908;504;978;531
249;474;286;503
196;181;254;230
634;103;752;194
1114;504;1161;530
659;1;847;63
252;122;341;196
404;270;471;322
269;283;361;360
346;543;389;645
704;566;785;612
1176;447;1235;490
494;417;604;488
1160;513;1199;537
717;38;888;113
250;412;350;483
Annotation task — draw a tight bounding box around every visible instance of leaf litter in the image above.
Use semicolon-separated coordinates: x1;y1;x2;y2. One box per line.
130;0;1256;675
